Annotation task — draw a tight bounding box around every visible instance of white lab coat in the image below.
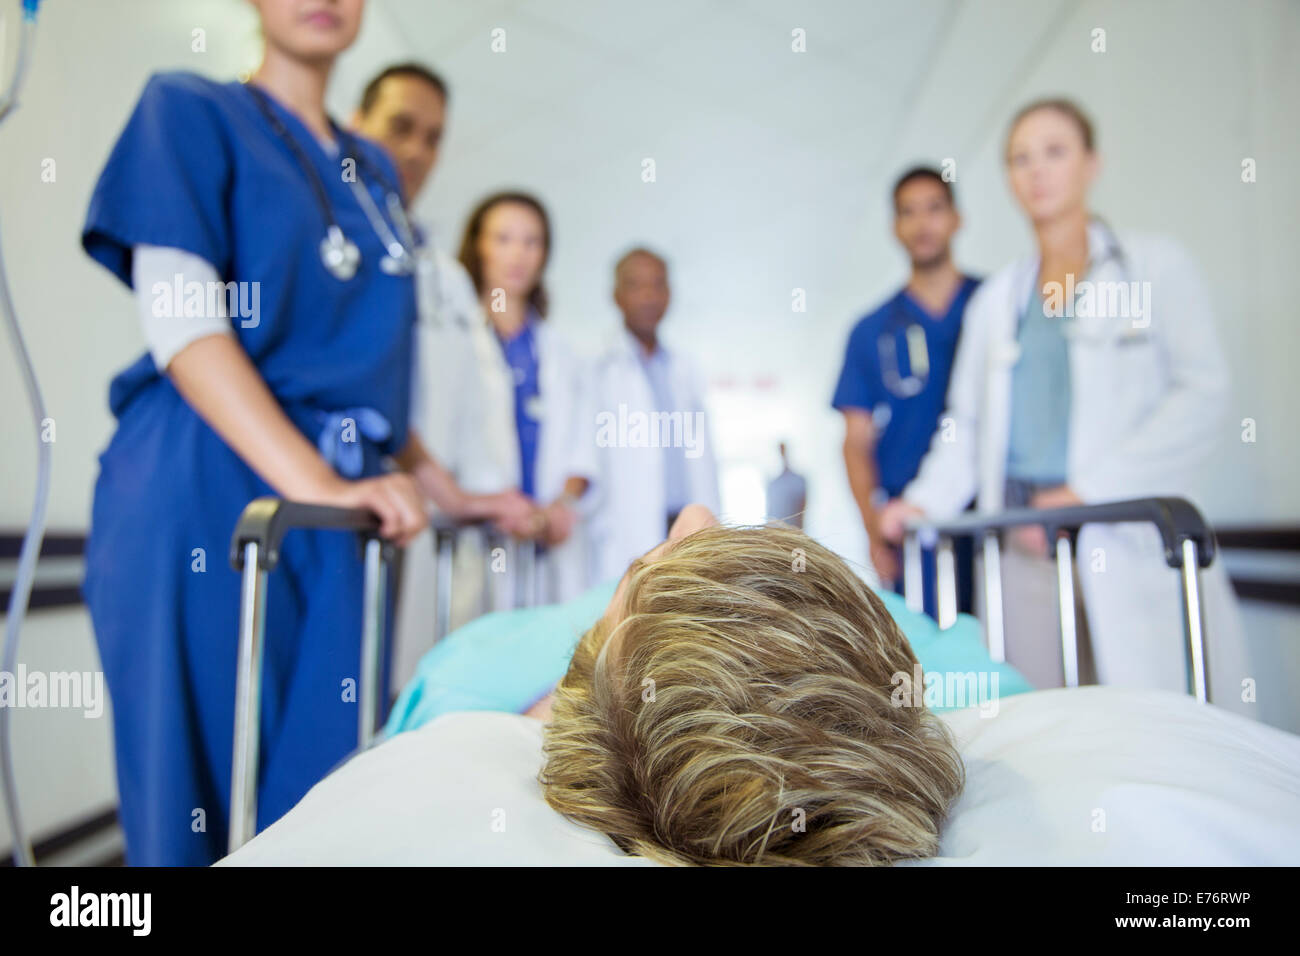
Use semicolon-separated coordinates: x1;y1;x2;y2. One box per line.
464;307;600;603
586;328;721;584
394;248;595;693
903;220;1250;712
395;241;495;689
408;245;490;479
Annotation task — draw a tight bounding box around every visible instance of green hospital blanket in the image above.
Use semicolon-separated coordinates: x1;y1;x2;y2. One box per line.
383;579;1032;737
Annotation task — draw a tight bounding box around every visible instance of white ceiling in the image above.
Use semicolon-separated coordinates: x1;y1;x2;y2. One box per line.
332;0;1003;355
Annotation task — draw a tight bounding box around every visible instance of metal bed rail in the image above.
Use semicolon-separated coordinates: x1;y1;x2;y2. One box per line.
225;500;544;854
226;497;393;855
902;496;1216;704
427;512;541;644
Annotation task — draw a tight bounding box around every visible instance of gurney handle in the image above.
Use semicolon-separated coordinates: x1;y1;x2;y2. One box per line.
226;497;393;856
901;496;1216;705
229;496;385;571
902;496;1215;569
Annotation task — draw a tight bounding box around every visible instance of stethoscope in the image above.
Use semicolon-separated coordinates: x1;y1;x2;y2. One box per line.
877;274;981;400
1006;218;1132;353
245;83;422;282
413;230;469;330
877;305;932;399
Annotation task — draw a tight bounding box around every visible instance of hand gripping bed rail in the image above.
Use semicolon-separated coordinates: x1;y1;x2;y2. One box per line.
227;497;394;854
428;513;541;644
902;496;1217;704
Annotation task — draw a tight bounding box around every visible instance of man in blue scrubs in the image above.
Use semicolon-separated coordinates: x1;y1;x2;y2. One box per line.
833;168;979;617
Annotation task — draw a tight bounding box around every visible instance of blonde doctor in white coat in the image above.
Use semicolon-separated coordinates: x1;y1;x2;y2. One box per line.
457;191;599;604
880;99;1250;716
587;248;721;585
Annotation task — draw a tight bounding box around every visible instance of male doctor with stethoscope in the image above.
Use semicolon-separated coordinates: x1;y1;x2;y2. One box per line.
879;99;1250;714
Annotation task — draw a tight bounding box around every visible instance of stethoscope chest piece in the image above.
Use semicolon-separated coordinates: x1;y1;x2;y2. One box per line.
380;242;413;276
245;82;417;284
878;321;930;398
321;225;360;281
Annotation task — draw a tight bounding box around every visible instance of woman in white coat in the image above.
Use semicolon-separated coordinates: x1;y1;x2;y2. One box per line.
880;99;1250;715
455;192;598;604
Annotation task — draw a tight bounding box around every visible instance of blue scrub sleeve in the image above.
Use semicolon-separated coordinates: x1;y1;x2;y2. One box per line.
831;318;884;412
83;72;234;287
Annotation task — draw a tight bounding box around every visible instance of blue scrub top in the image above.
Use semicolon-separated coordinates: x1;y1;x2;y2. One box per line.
497;311;541;497
832;276;980;497
83;72;416;458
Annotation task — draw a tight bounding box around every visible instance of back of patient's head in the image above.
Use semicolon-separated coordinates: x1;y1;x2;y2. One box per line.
540;523;965;866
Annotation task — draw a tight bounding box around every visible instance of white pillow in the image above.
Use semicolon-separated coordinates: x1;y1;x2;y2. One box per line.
218;686;1300;866
217;711;652;866
914;685;1300;865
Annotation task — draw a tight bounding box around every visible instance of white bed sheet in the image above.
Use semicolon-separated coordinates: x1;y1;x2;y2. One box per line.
218;686;1300;866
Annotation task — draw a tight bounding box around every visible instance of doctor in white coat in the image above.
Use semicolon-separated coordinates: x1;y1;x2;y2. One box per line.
880;99;1250;715
456;191;599;604
587;248;721;585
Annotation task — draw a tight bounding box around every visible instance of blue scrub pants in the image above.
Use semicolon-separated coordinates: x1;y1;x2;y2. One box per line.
82;380;396;866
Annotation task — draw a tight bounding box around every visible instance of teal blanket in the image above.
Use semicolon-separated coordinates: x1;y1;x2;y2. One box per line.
384;579;1032;737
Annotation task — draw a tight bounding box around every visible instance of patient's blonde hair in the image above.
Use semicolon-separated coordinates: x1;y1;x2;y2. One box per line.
540;523;965;866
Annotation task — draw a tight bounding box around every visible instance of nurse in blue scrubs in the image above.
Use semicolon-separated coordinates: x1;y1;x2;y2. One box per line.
80;0;430;865
833;167;980;617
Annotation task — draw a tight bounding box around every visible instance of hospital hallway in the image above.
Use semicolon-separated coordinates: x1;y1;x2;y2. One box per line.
0;0;1297;884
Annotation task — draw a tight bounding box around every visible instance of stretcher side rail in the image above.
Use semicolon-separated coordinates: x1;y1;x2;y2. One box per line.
901;496;1215;705
427;513;542;644
226;496;394;854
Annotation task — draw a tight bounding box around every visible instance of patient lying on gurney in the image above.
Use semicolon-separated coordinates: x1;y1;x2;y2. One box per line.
386;505;1032;865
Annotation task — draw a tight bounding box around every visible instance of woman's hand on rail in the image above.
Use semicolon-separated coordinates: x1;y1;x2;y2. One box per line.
312;472;429;547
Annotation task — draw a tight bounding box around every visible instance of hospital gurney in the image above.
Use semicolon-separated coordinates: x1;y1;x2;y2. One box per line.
902;496;1216;702
225;500;544;854
217;496;1300;867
